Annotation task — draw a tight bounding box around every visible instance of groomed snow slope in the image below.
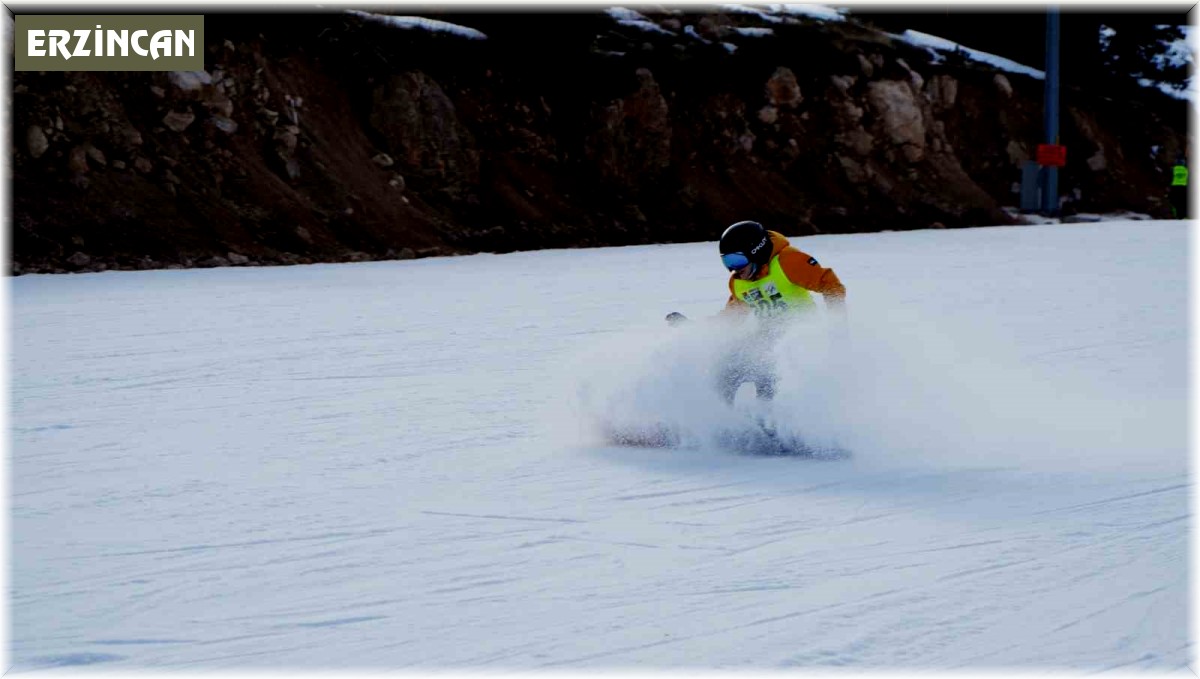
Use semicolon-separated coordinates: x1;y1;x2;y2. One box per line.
10;219;1190;671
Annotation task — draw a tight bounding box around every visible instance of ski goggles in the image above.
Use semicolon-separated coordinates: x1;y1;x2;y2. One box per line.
721;252;751;271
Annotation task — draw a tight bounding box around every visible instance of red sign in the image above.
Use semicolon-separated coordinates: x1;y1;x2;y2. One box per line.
1036;143;1067;167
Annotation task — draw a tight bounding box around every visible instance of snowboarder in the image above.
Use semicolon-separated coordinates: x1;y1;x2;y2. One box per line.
711;220;846;404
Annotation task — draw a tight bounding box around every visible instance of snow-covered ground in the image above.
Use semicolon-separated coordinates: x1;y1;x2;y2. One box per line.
896;29;1047;80
10;220;1190;671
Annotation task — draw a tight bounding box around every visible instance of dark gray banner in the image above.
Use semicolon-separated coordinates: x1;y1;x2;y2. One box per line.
15;15;204;71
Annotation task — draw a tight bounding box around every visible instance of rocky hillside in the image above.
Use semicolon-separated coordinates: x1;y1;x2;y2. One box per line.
10;9;1190;274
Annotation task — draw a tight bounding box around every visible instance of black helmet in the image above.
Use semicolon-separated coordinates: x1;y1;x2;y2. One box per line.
719;220;771;272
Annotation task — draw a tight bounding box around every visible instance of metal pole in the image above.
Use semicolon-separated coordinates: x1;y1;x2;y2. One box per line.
1041;6;1061;215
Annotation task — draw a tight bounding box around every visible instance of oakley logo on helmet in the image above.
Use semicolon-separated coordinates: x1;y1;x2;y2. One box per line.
750;237;768;254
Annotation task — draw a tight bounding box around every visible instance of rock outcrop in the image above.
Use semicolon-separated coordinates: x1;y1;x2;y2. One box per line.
9;10;1188;274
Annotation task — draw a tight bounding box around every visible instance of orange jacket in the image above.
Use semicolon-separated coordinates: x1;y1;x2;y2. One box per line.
723;231;846;314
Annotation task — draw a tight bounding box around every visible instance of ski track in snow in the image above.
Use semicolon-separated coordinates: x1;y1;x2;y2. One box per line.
10;220;1191;671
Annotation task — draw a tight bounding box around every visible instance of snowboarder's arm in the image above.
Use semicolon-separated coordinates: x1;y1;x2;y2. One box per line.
777;248;846;309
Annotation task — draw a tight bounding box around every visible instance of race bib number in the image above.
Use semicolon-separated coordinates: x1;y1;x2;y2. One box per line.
743;283;789;318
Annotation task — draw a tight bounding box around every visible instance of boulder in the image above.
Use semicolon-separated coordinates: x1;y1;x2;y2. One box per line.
208;116;238;135
167;70;213;92
26;126;49;158
866;79;925;163
765;67;802;108
67;146;89;174
196;255;231;268
369;71;479;183
162;109;196;132
84;144;107;167
585;67;671;188
928;75;959;109
993;74;1013;98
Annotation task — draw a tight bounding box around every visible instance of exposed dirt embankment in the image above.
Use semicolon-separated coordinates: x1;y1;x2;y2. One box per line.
10;10;1188;274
